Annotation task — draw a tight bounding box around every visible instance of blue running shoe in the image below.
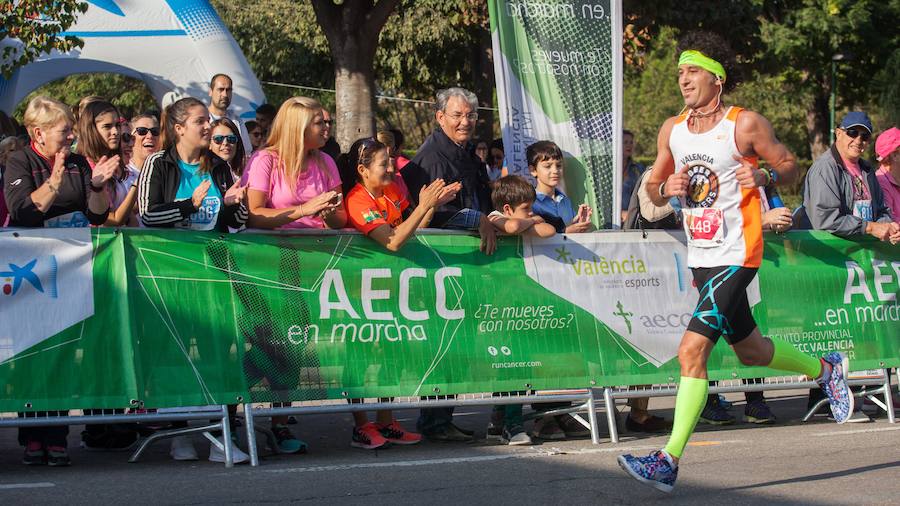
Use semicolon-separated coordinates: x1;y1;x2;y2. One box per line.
818;352;853;424
617;450;678;493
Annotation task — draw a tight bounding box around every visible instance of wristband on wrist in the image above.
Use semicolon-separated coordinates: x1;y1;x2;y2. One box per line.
658;181;667;198
297;203;304;217
90;182;105;193
758;169;772;187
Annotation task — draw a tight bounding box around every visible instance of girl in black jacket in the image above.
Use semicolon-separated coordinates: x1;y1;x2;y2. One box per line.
137;97;247;231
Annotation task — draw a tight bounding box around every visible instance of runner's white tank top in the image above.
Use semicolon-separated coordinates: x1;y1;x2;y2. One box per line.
669;106;763;269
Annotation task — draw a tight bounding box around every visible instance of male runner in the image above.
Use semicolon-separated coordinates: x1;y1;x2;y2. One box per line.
617;32;854;493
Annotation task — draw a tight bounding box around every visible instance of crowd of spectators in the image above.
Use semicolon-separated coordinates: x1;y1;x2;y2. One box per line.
1;76;896;466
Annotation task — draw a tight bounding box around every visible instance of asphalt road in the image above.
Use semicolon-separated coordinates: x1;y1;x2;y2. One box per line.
0;389;897;505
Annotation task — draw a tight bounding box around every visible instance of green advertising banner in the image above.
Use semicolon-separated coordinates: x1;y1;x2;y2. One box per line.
0;228;897;412
489;0;621;227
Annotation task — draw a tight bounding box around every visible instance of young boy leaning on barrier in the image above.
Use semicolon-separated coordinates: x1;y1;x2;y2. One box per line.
484;175;555;445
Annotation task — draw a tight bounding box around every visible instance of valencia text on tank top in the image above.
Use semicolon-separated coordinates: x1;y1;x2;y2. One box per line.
669;106;763;268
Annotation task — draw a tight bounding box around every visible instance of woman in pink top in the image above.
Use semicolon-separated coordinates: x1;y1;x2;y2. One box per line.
875;127;900;224
245;97;346;229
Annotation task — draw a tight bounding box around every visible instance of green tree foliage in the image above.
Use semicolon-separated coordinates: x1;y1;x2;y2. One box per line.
1;1;87;78
15;73;157;120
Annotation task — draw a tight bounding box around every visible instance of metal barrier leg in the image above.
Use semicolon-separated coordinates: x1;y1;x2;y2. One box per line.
220;405;234;468
884;368;896;424
244;403;260;466
128;423;220;463
603;388;619;444
802;398;830;422
586;389;600;445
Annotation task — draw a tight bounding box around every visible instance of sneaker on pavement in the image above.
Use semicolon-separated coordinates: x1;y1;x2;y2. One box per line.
617;450;678;493
829;410;872;423
716;395;733;410
272;424;307;454
555;413;591;438
862;395;900;415
625;414;671;433
208;435;249;464
530;416;565;440
46;446;71;467
699;399;735;425
81;427;139;452
425;423;474;443
352;422;389;450
817;352;854;424
487;410;504;441
744;400;777;424
501;424;533;445
449;422;475;437
378;421;422;445
22;441;45;466
170;435;199;461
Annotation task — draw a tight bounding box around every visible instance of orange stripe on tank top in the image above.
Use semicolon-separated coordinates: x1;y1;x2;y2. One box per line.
739;183;763;268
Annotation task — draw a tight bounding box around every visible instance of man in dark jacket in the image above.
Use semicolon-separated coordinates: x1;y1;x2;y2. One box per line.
405;87;497;255
404;87;494;442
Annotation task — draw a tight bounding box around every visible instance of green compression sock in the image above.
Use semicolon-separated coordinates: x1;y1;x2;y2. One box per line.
768;337;822;379
663;376;708;460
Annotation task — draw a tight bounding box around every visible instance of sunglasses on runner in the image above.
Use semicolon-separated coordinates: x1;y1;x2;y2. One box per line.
121;132;134;144
842;127;871;141
212;134;238;145
133;127;160;137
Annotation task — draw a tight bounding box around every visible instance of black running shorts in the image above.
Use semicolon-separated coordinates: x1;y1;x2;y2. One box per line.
687;266;759;345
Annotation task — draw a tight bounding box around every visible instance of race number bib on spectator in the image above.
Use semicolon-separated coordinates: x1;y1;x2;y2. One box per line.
178;196;221;231
682;207;724;248
852;199;873;221
44;211;89;228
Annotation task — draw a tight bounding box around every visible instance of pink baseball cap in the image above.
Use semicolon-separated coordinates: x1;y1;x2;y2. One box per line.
875;127;900;161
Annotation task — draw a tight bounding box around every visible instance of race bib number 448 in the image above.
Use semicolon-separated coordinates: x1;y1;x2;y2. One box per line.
683;207;724;248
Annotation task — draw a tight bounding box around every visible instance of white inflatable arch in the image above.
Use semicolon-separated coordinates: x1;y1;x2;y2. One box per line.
0;0;265;119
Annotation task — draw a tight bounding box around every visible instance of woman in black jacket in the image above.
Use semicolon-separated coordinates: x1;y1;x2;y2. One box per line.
137;97;247;231
135;97;248;463
3;95;116;466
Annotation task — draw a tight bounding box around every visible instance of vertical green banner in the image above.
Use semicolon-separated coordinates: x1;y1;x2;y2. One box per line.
489;0;621;227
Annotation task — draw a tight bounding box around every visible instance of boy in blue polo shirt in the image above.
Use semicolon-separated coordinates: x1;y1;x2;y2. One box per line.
528;141;592;234
524;140;594;440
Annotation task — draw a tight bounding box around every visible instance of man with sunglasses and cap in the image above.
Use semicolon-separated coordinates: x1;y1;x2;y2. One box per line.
803;112;900;244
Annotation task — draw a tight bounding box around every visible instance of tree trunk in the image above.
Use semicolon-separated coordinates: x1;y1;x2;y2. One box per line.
471;23;495;143
311;0;401;153
333;56;376;152
807;92;830;159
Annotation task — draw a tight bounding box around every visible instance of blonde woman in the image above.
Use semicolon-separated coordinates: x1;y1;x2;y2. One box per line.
245;96;346;229
3;96;115;466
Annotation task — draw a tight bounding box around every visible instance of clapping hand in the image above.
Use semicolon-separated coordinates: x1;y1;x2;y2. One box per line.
417;179;447;209
223;180;247;206
566;204;593;233
303;190;340;217
191;180;211;208
90;155;120;187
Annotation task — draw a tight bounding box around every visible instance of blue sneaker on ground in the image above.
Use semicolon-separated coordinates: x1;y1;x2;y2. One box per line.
617;450;678;493
817;352;853;424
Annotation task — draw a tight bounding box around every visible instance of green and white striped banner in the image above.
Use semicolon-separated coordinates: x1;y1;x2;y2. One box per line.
488;0;623;228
